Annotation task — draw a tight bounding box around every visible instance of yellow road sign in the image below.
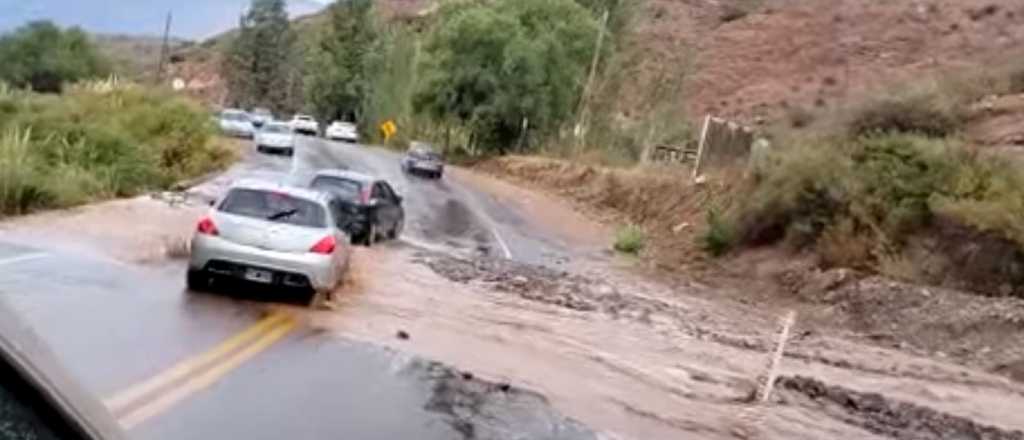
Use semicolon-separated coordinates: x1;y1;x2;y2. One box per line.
380;120;397;141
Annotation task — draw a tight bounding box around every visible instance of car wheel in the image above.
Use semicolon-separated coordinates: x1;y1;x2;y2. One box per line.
284;148;295;157
308;290;326;309
363;224;377;247
186;270;209;292
256;145;265;153
389;217;403;240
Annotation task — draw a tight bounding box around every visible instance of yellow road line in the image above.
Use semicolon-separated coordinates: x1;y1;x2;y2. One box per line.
117;318;297;429
104;311;291;415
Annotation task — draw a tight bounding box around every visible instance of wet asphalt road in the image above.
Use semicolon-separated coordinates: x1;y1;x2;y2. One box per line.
0;136;595;440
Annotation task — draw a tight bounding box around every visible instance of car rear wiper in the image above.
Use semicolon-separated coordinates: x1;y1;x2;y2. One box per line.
267;209;298;221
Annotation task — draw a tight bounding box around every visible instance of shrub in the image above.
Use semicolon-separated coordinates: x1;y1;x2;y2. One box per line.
786;106;815;128
701;208;735;257
847;91;965;138
614;224;645;254
729;133;1024;275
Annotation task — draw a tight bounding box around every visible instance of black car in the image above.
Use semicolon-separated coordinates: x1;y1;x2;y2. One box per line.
309;169;404;246
400;142;445;179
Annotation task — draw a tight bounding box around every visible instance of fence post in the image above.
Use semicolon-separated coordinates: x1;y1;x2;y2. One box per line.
692;114;712;179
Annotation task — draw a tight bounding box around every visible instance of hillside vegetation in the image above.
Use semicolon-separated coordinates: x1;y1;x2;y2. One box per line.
0;80;233;215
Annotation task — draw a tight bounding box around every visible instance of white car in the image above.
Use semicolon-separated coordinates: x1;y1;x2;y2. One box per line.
255;122;296;156
218;109;254;138
325;121;358;143
290;114;319;136
250;107;273;128
187;180;352;304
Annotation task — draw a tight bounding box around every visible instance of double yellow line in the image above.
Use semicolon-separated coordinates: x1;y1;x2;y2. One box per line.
104;311;297;429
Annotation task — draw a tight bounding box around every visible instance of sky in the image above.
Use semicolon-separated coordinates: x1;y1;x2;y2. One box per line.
0;0;330;40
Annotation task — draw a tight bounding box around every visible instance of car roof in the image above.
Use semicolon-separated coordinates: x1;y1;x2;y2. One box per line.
313;169;376;184
227;179;333;204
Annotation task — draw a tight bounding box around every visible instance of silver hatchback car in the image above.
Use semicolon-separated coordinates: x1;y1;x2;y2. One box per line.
187;180;351;300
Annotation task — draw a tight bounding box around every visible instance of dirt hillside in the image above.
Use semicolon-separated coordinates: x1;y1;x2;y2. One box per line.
622;0;1024;126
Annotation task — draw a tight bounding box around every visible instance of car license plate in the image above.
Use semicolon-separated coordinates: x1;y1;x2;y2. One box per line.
244;268;273;284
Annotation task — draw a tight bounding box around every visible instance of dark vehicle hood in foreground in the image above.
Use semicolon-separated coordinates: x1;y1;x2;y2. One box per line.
0;300;126;440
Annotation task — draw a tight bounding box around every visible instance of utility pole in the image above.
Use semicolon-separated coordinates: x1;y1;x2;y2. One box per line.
574;9;610;153
155;10;173;84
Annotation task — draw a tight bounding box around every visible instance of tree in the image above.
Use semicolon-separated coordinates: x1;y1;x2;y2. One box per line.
305;0;377;125
0;21;110;93
222;0;297;113
414;0;599;152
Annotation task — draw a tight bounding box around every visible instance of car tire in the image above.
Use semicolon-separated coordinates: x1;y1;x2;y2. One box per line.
368;223;378;246
186;270;209;292
284;148;294;157
256;145;265;153
308;290;325;309
389;217;403;240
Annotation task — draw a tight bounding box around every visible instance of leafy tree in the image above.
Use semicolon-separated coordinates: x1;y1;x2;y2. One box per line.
0;21;110;93
223;0;297;113
414;0;599;152
305;0;377;125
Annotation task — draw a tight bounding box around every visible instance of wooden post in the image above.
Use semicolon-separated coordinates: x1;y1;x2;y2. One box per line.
757;311;796;403
691;114;712;179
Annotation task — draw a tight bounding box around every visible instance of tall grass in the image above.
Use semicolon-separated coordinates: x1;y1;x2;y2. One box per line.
0;82;232;216
0;127;45;214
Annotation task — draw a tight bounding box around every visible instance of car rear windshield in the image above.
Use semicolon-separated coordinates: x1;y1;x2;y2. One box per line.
262;124;290;134
219;189;326;228
412;149;439;160
310;176;363;202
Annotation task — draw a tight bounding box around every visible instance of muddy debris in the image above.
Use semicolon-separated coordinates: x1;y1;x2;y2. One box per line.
414;360;595;440
778;375;1024;440
415;252;687;325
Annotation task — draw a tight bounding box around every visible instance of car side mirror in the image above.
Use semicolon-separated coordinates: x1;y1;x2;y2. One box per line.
208;199;215;207
395;195;403;205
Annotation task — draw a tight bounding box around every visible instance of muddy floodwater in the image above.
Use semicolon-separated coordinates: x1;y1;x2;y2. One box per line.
2;137;1023;439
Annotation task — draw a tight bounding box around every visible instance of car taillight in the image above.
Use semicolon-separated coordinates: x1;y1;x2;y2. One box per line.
197;216;219;236
310;236;336;254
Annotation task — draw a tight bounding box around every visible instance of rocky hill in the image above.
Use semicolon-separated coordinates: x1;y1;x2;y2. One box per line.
624;0;1024;123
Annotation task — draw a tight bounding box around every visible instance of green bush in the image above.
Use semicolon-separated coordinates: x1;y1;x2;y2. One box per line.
0;84;231;215
700;208;736;257
613;224;645;254
729;133;1024;269
847;90;965;138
